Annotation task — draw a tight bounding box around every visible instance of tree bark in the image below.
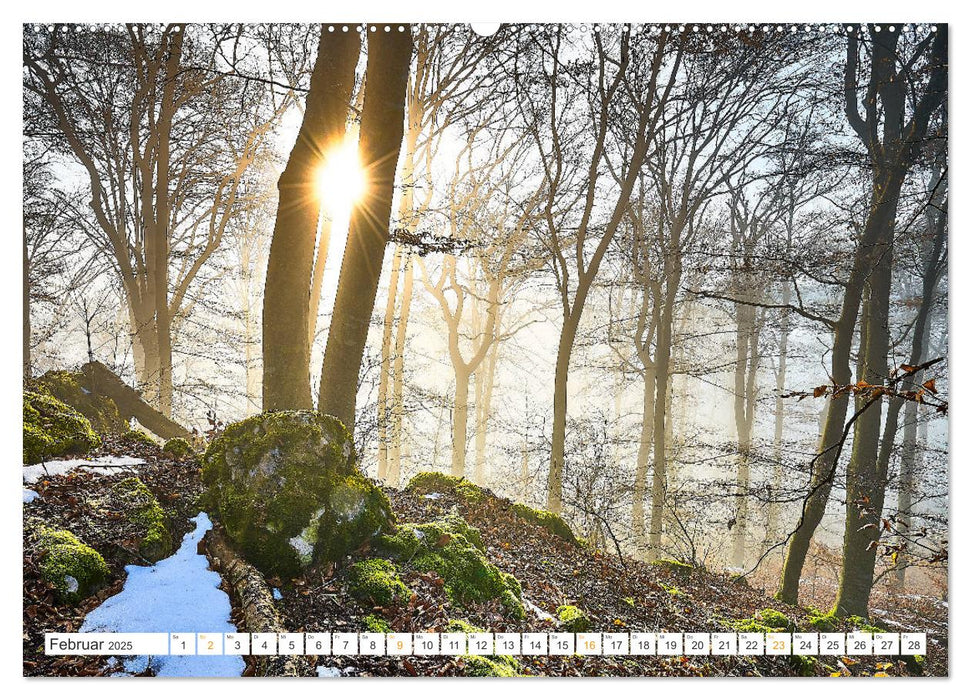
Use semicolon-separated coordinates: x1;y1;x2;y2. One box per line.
317;27;412;431
263;27;360;411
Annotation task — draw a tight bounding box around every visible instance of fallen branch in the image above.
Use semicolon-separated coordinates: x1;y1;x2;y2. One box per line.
202;525;312;677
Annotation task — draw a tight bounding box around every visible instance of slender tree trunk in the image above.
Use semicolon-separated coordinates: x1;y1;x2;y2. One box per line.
318;28;412;431
765;283;790;550
777;170;905;604
263;27;359;411
307;218;334;347
833;221;894;617
388;255;414;486
474;339;498;485
632;365;656;549
23;232;31;380
548;312;581;513
452;369;471;477
377;246;403;480
648;286;675;557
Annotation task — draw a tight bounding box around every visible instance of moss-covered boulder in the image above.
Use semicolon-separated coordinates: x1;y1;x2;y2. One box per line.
110;477;172;561
201;411;394;577
406;472;486;503
348;558;412;606
556;604;592;632
376;515;524;618
36;528;109;603
123;428;159;448
23;391;101;464
31;369;124;434
510;502;578;545
163;437;193;458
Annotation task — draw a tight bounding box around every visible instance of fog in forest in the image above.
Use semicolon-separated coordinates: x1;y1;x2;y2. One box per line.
24;22;948;625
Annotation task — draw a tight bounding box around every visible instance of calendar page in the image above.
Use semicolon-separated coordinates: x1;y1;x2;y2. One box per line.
21;15;948;680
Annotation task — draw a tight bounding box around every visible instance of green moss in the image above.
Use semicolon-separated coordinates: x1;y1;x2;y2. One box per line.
348;558;411;606
202;411;394;577
36;528;109;603
660;583;683;597
110;477;172;560
446;619;484;634
362;614;393;634
376;516;523;618
463;655;519;677
510;502;578;545
556;605;591;633
622;596;636;607
123;429;158;448
31;369;124;434
406;471;485;503
790;655;815;676
757;608;793;631
163;437;193;458
23;391;101;464
844;615;886;634
807;610;838;632
650;558;693;579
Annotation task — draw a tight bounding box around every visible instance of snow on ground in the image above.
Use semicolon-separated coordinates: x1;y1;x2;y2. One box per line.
316;666;342;677
22;456;145;485
23;489;40;503
81;512;245;677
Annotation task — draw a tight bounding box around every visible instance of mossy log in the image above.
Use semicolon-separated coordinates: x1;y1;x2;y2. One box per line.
81;361;190;440
201;525;312;677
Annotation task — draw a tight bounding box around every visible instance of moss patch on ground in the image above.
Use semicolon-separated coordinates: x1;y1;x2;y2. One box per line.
650;558;694;579
362;614;393;633
163;437;193;458
31;369;124;434
202;411;394;577
23;391;101;464
510;503;578;545
110;477;172;560
376;515;524;618
406;472;486;504
723;608;793;634
348;558;412;606
556;604;592;632
35;528;109;603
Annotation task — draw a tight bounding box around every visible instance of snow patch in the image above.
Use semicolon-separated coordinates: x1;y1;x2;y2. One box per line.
23;489;40;503
272;588;283;601
23;456;145;484
422;492;444;500
524;598;555;621
316;666;342;677
81;512;244;677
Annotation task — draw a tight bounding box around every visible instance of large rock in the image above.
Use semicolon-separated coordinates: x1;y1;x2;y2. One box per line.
31;369;125;434
23;391;101;464
201;411;394;577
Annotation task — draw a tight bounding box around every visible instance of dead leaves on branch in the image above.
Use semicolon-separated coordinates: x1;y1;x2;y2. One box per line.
783;359;948;415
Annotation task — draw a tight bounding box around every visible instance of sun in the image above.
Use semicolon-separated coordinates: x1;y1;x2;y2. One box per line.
316;139;366;217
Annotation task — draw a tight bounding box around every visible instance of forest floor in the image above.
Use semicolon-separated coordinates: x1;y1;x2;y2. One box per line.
22;440;948;678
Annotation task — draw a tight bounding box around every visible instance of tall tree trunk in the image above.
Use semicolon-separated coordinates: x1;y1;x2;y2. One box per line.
777;171;905;604
263;27;359;411
318;27;412;431
648;284;676;557
388;255;414;486
307;218;334;347
377;246;403;480
474;338;498;485
547;312;581;513
765;283;790;550
452;368;471;477
23;232;31;380
632;366;657;550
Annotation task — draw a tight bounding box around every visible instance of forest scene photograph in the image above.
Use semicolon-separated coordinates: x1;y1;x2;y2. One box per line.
20;20;949;678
